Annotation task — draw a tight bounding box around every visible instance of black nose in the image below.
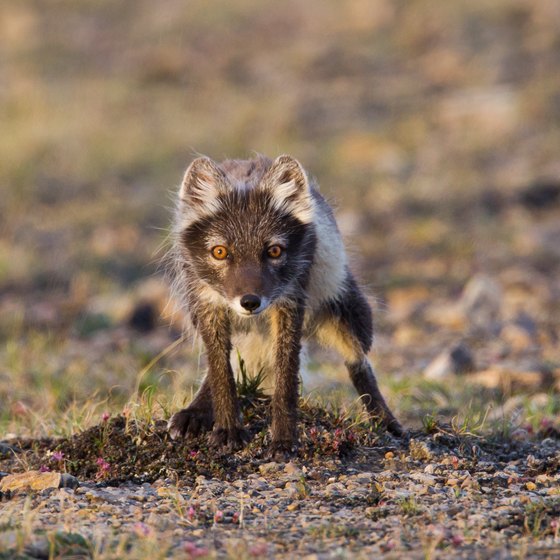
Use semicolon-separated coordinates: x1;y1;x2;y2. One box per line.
240;294;261;312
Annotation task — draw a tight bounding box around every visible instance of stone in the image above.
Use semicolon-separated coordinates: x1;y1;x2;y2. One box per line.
60;474;80;489
0;471;79;492
259;462;280;476
284;462;303;479
460;274;502;329
424;343;475;379
500;323;534;352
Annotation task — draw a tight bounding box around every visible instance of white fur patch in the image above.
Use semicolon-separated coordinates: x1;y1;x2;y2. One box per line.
196;283;227;306
270;188;314;224
306;197;348;308
265;155;314;224
178;158;226;227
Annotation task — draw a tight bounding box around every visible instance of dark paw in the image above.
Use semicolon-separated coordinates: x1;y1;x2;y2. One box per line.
208;426;250;453
267;440;298;463
167;407;214;440
385;418;407;439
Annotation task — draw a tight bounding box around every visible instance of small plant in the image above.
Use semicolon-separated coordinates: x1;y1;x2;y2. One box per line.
235;351;268;405
309;523;359;540
296;476;310;499
398;495;421;516
95;457;112;480
422;413;438;434
523;500;560;539
451;405;490;437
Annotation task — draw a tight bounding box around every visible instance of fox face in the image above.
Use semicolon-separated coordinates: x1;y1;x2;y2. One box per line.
177;155;317;316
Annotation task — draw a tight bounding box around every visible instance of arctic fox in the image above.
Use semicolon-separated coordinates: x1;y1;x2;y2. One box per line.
167;154;403;458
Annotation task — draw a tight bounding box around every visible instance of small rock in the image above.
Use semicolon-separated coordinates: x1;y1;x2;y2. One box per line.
0;471;72;492
60;474;80;489
259;462;280;476
284;462;303;479
128;301;157;333
501;323;533;352
518;180;560;209
424;343;475;379
409;472;437;486
325;483;345;497
460;274;502;329
0;443;20;456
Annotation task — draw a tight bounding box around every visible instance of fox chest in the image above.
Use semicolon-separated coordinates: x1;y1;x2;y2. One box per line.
229;308;316;376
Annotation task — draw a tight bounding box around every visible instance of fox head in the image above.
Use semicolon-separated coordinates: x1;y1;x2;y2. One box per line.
176;155;317;316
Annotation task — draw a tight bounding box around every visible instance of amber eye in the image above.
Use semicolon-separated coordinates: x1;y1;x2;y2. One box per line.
267;245;283;259
211;246;229;260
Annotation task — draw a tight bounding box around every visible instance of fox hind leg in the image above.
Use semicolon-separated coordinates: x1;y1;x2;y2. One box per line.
314;274;404;437
345;357;404;437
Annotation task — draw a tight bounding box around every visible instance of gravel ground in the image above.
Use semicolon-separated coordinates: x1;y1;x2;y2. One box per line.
1;414;559;559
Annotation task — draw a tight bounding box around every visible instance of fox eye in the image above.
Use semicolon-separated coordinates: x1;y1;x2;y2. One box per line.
211;246;229;260
267;245;283;259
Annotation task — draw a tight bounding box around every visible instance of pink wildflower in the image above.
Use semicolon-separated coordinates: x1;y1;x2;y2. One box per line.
184;542;209;558
249;543;268;557
96;457;111;479
52;451;64;462
451;533;464;547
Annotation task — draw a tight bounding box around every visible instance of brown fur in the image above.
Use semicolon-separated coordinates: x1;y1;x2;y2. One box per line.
167;155;404;459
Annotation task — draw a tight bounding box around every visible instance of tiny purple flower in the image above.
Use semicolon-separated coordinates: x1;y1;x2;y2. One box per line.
52;451;64;462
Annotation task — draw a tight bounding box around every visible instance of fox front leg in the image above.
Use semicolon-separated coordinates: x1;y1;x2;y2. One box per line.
197;307;248;452
269;302;305;460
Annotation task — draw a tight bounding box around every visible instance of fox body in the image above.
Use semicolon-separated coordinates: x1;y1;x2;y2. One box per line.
167;154;403;457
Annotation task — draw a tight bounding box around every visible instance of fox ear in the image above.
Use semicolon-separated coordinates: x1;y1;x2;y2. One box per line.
179;157;227;227
180;157;225;204
264;155;314;223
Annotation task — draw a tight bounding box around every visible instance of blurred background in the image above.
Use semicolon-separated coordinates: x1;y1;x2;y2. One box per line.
1;0;559;436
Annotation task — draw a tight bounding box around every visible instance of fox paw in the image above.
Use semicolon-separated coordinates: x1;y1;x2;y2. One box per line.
385;418;407;439
267;440;298;463
167;407;214;439
208;427;250;453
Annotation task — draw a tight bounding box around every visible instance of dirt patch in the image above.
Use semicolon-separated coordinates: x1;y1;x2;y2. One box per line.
2;399;559;486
